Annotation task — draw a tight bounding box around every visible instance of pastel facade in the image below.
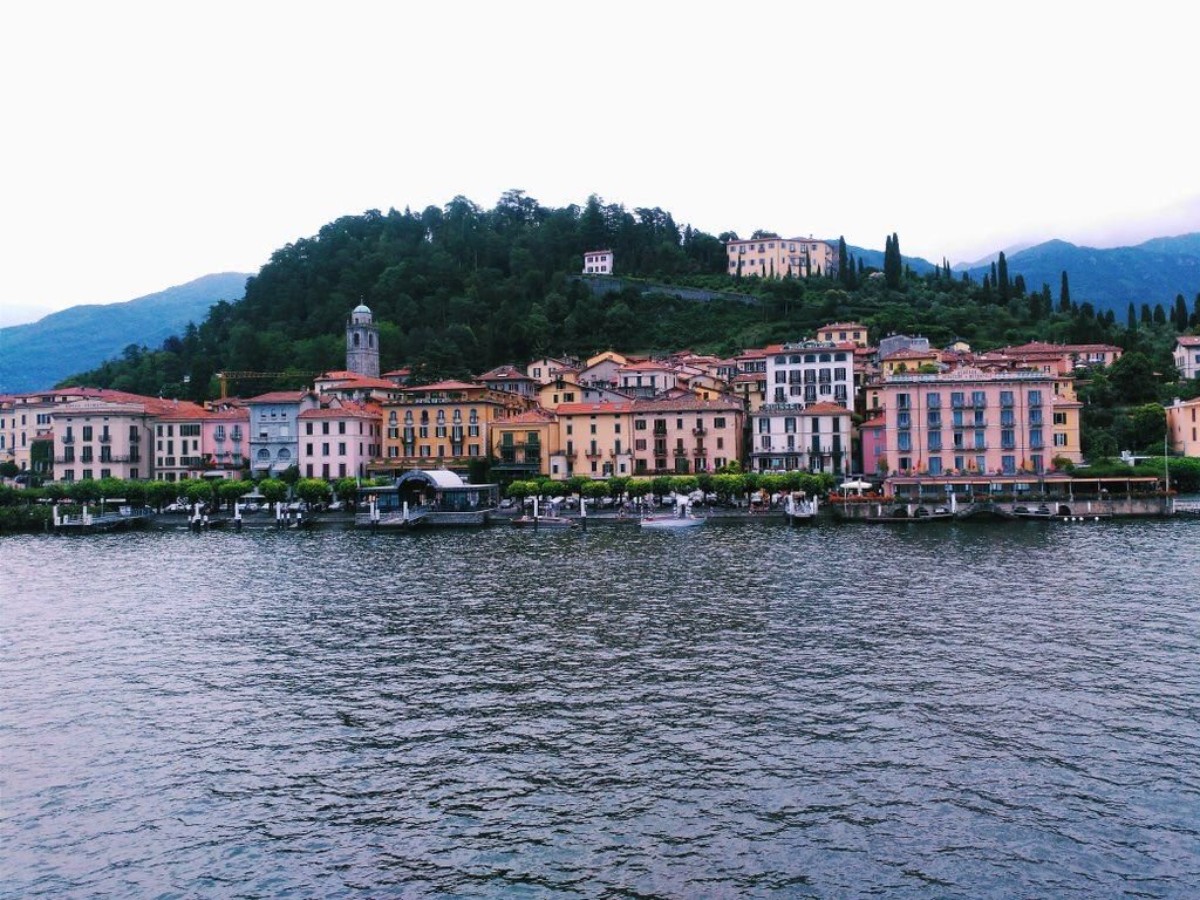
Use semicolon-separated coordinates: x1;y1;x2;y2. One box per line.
1167;397;1200;457
582;249;614;275
551;402;633;479
299;405;382;479
536;377;629;411
51;398;158;482
617;361;679;398
579;351;629;389
247;391;320;477
154;409;210;482
525;357;579;385
629;397;743;475
204;408;249;476
750;401;852;475
378;381;529;472
996;342;1124;375
881;347;942;376
765;342;855;408
492;409;560;479
1174;336;1200;380
817;322;869;348
725;237;837;279
878;369;1064;477
859;415;887;475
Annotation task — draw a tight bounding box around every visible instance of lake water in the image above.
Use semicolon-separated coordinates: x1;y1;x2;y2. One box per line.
3;520;1199;897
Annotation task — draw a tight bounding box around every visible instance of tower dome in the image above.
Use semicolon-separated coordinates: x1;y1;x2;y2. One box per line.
345;302;379;377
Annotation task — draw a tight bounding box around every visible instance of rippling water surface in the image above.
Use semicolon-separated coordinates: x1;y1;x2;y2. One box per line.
3;521;1199;897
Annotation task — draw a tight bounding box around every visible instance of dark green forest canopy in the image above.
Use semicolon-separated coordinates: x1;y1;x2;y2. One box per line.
62;193;1199;402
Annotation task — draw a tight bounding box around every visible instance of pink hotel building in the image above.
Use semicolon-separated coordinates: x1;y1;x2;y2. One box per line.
878;369;1061;477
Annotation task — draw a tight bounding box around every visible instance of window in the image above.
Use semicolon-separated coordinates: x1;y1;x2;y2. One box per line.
928;457;943;475
897;432;912;452
1054;433;1068;447
1002;455;1016;475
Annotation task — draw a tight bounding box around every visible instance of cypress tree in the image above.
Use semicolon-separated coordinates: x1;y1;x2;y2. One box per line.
1173;293;1188;329
1013;274;1026;297
1153;303;1166;325
837;236;849;287
997;252;1011;303
1141;303;1152;324
1059;271;1071;310
1127;303;1137;331
857;257;864;275
990;260;998;286
1193;293;1200;328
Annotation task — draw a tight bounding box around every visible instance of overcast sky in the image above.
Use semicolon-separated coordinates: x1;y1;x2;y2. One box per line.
2;0;1197;326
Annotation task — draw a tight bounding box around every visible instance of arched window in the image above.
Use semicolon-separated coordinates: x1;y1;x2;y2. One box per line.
405;411;413;424
257;448;270;460
388;411;397;424
368;334;374;348
353;333;360;347
437;410;445;423
278;448;291;460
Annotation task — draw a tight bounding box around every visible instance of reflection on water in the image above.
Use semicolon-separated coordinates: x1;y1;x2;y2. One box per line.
2;521;1199;896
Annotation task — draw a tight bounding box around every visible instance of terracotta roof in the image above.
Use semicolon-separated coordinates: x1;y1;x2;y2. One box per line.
206;408;250;422
618;360;674;372
402;380;479;392
320;375;402;391
802;402;852;415
882;348;939;361
501;409;557;424
819;321;868;331
298;406;382;420
555;402;632;415
480;365;535;381
245;390;312;404
1176;336;1200;347
860;415;887;428
631;396;743;412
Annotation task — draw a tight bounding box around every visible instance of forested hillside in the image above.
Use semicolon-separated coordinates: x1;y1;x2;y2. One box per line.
63;193;1200;406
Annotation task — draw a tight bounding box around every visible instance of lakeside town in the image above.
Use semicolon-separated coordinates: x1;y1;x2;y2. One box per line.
3;240;1200;530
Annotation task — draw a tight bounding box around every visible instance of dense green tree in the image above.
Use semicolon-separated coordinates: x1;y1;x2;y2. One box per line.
1059;271;1071;312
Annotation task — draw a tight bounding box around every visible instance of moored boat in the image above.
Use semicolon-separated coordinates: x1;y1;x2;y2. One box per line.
511;515;577;528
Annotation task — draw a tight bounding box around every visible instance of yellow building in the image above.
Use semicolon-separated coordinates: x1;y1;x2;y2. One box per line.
881;348;942;376
817;322;870;347
630;396;744;475
491;409;559;479
551;401;634;480
377;380;530;474
726;237;837;279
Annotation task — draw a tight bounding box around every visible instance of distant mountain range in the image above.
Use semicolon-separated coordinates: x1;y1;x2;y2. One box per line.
960;234;1200;313
844;243;938;276
0;273;250;394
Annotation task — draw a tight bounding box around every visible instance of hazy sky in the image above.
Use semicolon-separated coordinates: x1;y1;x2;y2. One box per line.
3;1;1197;326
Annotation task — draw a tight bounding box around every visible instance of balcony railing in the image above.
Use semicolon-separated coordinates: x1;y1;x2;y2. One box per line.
673;447;688;456
692;427;708;436
98;434;111;443
61;435;74;444
693;446;708;456
585;449;602;458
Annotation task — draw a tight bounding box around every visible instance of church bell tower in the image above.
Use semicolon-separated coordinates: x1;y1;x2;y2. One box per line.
346;302;380;378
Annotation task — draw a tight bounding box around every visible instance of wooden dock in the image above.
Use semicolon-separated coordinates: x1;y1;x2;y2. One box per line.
53;505;155;533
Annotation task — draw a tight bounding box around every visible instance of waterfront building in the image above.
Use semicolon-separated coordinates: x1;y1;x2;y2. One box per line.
725;237;837;279
859;415;887;475
1174;336;1200;380
51;396;174;482
764;341;855;408
298;403;382;480
246;390;320;478
154;405;212;482
3;387;111;475
1167;397;1200;457
478;365;539;400
817;322;870;348
629;396;743;475
551;401;633;479
582;249;614;275
345;303;380;378
376;380;529;474
203;406;249;477
491;408;560;480
877;368;1072;477
750;401;852;475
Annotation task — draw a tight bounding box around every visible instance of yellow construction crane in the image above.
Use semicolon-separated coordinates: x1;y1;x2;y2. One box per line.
215;371;320;400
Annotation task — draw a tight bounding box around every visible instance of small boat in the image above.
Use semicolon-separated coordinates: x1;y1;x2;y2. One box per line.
783;492;818;524
511;515;577;528
639;514;705;530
